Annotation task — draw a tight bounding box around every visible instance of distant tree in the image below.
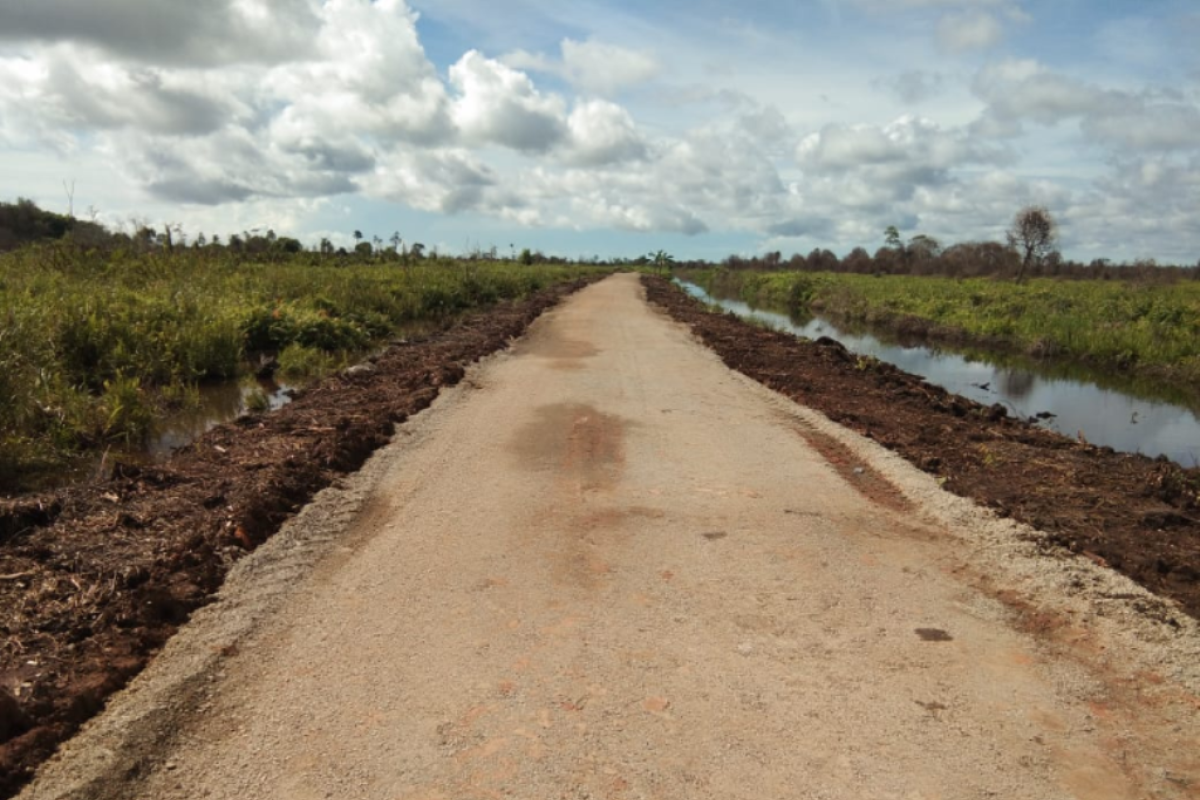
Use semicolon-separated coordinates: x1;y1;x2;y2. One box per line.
353;230;363;245
649;249;676;275
0;198;91;250
908;234;941;259
884;226;903;250
872;247;898;274
354;241;372;256
1007;206;1057;282
244;233;270;254
940;241;1013;278
409;242;426;260
135;225;158;250
519;247;534;266
390;231;402;252
807;248;840;272
843;247;872;273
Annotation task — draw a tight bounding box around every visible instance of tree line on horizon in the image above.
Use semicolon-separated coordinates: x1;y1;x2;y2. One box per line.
687;207;1199;284
0;198;577;266
3;198;1196;282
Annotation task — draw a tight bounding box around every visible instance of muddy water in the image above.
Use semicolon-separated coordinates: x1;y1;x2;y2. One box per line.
146;378;296;459
680;281;1200;466
58;378;300;486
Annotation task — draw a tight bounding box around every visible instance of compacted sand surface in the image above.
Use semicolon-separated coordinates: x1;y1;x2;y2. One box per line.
20;274;1200;800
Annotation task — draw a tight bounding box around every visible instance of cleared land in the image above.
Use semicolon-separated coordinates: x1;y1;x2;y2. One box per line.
18;274;1200;800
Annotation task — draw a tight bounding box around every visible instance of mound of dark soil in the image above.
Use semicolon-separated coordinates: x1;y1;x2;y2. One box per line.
644;276;1200;619
0;278;595;800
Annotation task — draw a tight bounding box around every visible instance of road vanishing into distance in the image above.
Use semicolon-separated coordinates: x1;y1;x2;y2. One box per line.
22;275;1200;800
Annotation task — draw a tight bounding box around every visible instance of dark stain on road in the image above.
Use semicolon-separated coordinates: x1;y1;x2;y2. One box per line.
511;403;627;492
915;628;954;642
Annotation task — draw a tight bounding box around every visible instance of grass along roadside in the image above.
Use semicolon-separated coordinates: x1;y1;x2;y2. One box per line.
684;268;1200;396
0;244;605;491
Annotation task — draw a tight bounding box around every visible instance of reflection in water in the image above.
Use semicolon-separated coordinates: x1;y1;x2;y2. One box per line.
998;369;1036;401
146;378;296;458
680;281;1200;467
60;378;298;487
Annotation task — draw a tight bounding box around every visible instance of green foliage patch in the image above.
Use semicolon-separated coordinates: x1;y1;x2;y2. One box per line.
693;269;1200;386
0;244;597;486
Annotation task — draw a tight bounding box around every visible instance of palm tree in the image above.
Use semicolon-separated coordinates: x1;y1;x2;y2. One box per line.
649;250;676;276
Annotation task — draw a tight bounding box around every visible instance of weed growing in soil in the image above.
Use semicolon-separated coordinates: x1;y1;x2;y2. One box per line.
277;344;339;379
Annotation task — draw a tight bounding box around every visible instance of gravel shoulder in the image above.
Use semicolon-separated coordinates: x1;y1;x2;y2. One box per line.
17;273;1200;800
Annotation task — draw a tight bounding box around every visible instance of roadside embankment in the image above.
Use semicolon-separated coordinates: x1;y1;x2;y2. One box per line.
685;268;1200;398
0;277;598;800
644;275;1200;620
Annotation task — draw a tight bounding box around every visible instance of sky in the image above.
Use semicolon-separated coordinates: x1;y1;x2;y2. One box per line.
1;0;1197;263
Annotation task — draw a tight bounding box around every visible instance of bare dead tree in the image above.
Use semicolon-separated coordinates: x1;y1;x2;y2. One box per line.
1007;206;1057;282
62;179;75;218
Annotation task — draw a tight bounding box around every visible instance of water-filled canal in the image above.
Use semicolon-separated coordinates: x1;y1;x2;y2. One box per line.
680;281;1200;467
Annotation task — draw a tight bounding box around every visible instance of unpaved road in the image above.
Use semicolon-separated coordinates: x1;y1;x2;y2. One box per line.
21;274;1200;799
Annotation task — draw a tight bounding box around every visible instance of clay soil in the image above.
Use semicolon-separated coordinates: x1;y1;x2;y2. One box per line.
0;278;595;800
643;276;1200;619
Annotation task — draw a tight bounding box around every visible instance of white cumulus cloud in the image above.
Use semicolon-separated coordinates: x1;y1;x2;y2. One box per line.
561;39;660;96
450;50;567;152
564;100;648;166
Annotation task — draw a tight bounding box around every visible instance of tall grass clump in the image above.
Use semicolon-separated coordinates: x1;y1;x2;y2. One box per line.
0;243;602;489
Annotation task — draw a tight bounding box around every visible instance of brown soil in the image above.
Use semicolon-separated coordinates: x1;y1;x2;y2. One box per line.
643;276;1200;619
0;278;595;800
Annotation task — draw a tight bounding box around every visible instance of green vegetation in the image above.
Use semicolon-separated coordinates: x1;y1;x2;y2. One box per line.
648;250;676;276
0;242;600;487
0;197;110;252
687;269;1200;388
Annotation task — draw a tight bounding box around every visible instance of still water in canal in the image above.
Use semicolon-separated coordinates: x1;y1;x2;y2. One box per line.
679;281;1200;467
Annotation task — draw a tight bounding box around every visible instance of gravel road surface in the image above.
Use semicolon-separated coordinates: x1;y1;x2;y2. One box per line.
21;274;1200;800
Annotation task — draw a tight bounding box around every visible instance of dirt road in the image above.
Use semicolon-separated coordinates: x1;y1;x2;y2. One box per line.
22;274;1200;799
